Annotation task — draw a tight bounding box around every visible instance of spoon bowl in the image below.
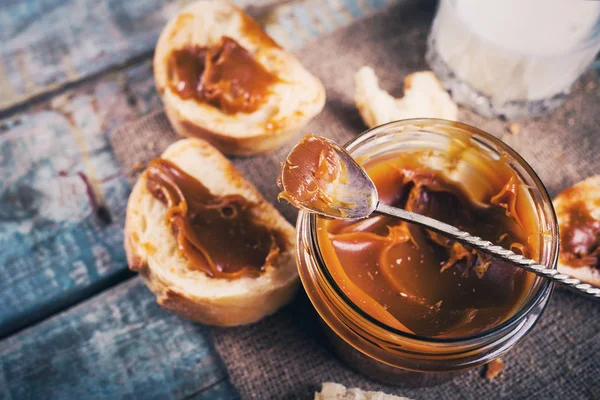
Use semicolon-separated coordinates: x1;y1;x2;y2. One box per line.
278;134;378;219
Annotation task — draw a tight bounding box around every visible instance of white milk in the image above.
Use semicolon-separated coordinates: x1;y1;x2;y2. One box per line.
430;0;600;110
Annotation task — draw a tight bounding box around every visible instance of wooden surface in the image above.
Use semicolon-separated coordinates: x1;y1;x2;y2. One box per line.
0;279;238;400
0;0;396;398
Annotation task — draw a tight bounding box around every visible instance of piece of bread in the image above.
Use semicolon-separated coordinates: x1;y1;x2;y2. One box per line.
124;138;299;326
354;67;458;128
154;0;326;155
553;175;600;286
315;382;410;400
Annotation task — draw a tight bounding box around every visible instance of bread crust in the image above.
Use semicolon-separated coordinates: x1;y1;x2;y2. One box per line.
125;138;299;326
154;0;325;155
553;175;600;287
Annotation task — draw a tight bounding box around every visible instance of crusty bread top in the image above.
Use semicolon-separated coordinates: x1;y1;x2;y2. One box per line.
354;67;458;128
553;175;600;284
126;138;297;299
154;0;325;139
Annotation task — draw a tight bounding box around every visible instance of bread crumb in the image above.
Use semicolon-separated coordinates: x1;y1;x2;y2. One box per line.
507;122;521;135
485;358;504;380
315;382;410;400
131;162;145;174
567;336;574;343
529;357;535;365
586;81;597;91
354;67;458;128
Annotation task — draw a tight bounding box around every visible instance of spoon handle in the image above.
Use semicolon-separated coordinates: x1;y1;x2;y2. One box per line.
376;203;600;300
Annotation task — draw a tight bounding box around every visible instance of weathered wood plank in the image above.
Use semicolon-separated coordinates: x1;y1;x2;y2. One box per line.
0;0;395;338
0;278;239;400
0;60;157;338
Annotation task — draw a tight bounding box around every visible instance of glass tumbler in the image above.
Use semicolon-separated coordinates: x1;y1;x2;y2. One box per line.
426;0;600;118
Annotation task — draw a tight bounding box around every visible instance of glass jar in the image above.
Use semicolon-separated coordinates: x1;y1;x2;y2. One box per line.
296;119;558;385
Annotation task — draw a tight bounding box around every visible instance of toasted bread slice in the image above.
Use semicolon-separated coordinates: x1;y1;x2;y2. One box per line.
354;67;458;128
553;175;600;287
315;382;410;400
154;0;326;155
125;139;299;326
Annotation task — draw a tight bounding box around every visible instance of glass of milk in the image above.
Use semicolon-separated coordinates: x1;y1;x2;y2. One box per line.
426;0;600;118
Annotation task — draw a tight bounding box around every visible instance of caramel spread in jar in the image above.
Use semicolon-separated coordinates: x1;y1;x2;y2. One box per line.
317;151;540;338
559;201;600;269
278;135;351;217
146;158;284;279
168;36;279;114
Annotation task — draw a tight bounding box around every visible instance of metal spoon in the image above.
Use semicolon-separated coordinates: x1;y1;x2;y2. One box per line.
280;135;600;300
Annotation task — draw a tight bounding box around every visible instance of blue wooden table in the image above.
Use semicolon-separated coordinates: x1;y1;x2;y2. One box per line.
0;0;394;398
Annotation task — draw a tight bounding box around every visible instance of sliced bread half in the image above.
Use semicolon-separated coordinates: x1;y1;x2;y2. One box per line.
125;138;299;326
154;0;326;155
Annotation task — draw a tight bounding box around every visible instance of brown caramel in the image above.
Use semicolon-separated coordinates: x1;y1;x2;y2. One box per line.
278;135;351;217
317;152;539;338
146;158;284;279
168;36;279;114
559;201;600;269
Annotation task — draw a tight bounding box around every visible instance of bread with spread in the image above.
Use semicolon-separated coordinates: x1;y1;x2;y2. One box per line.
554;175;600;286
154;0;326;155
354;67;458;128
125;138;299;326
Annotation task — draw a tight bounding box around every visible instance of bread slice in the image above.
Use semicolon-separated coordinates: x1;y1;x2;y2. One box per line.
154;0;326;155
553;175;600;286
354;67;458;128
315;382;410;400
125;138;299;326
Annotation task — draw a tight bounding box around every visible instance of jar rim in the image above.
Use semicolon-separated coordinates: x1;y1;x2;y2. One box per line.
303;118;558;345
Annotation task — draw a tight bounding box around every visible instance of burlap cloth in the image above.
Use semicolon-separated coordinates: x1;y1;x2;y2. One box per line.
111;1;600;398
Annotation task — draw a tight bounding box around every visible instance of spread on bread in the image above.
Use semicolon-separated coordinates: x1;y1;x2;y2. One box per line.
559;201;600;269
168;36;280;114
125;139;298;326
554;175;600;284
146;158;285;279
313;139;539;337
278;135;352;218
354;67;458;128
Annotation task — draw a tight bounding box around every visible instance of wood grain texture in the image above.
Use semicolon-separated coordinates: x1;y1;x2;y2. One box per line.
0;60;158;338
0;278;239;400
